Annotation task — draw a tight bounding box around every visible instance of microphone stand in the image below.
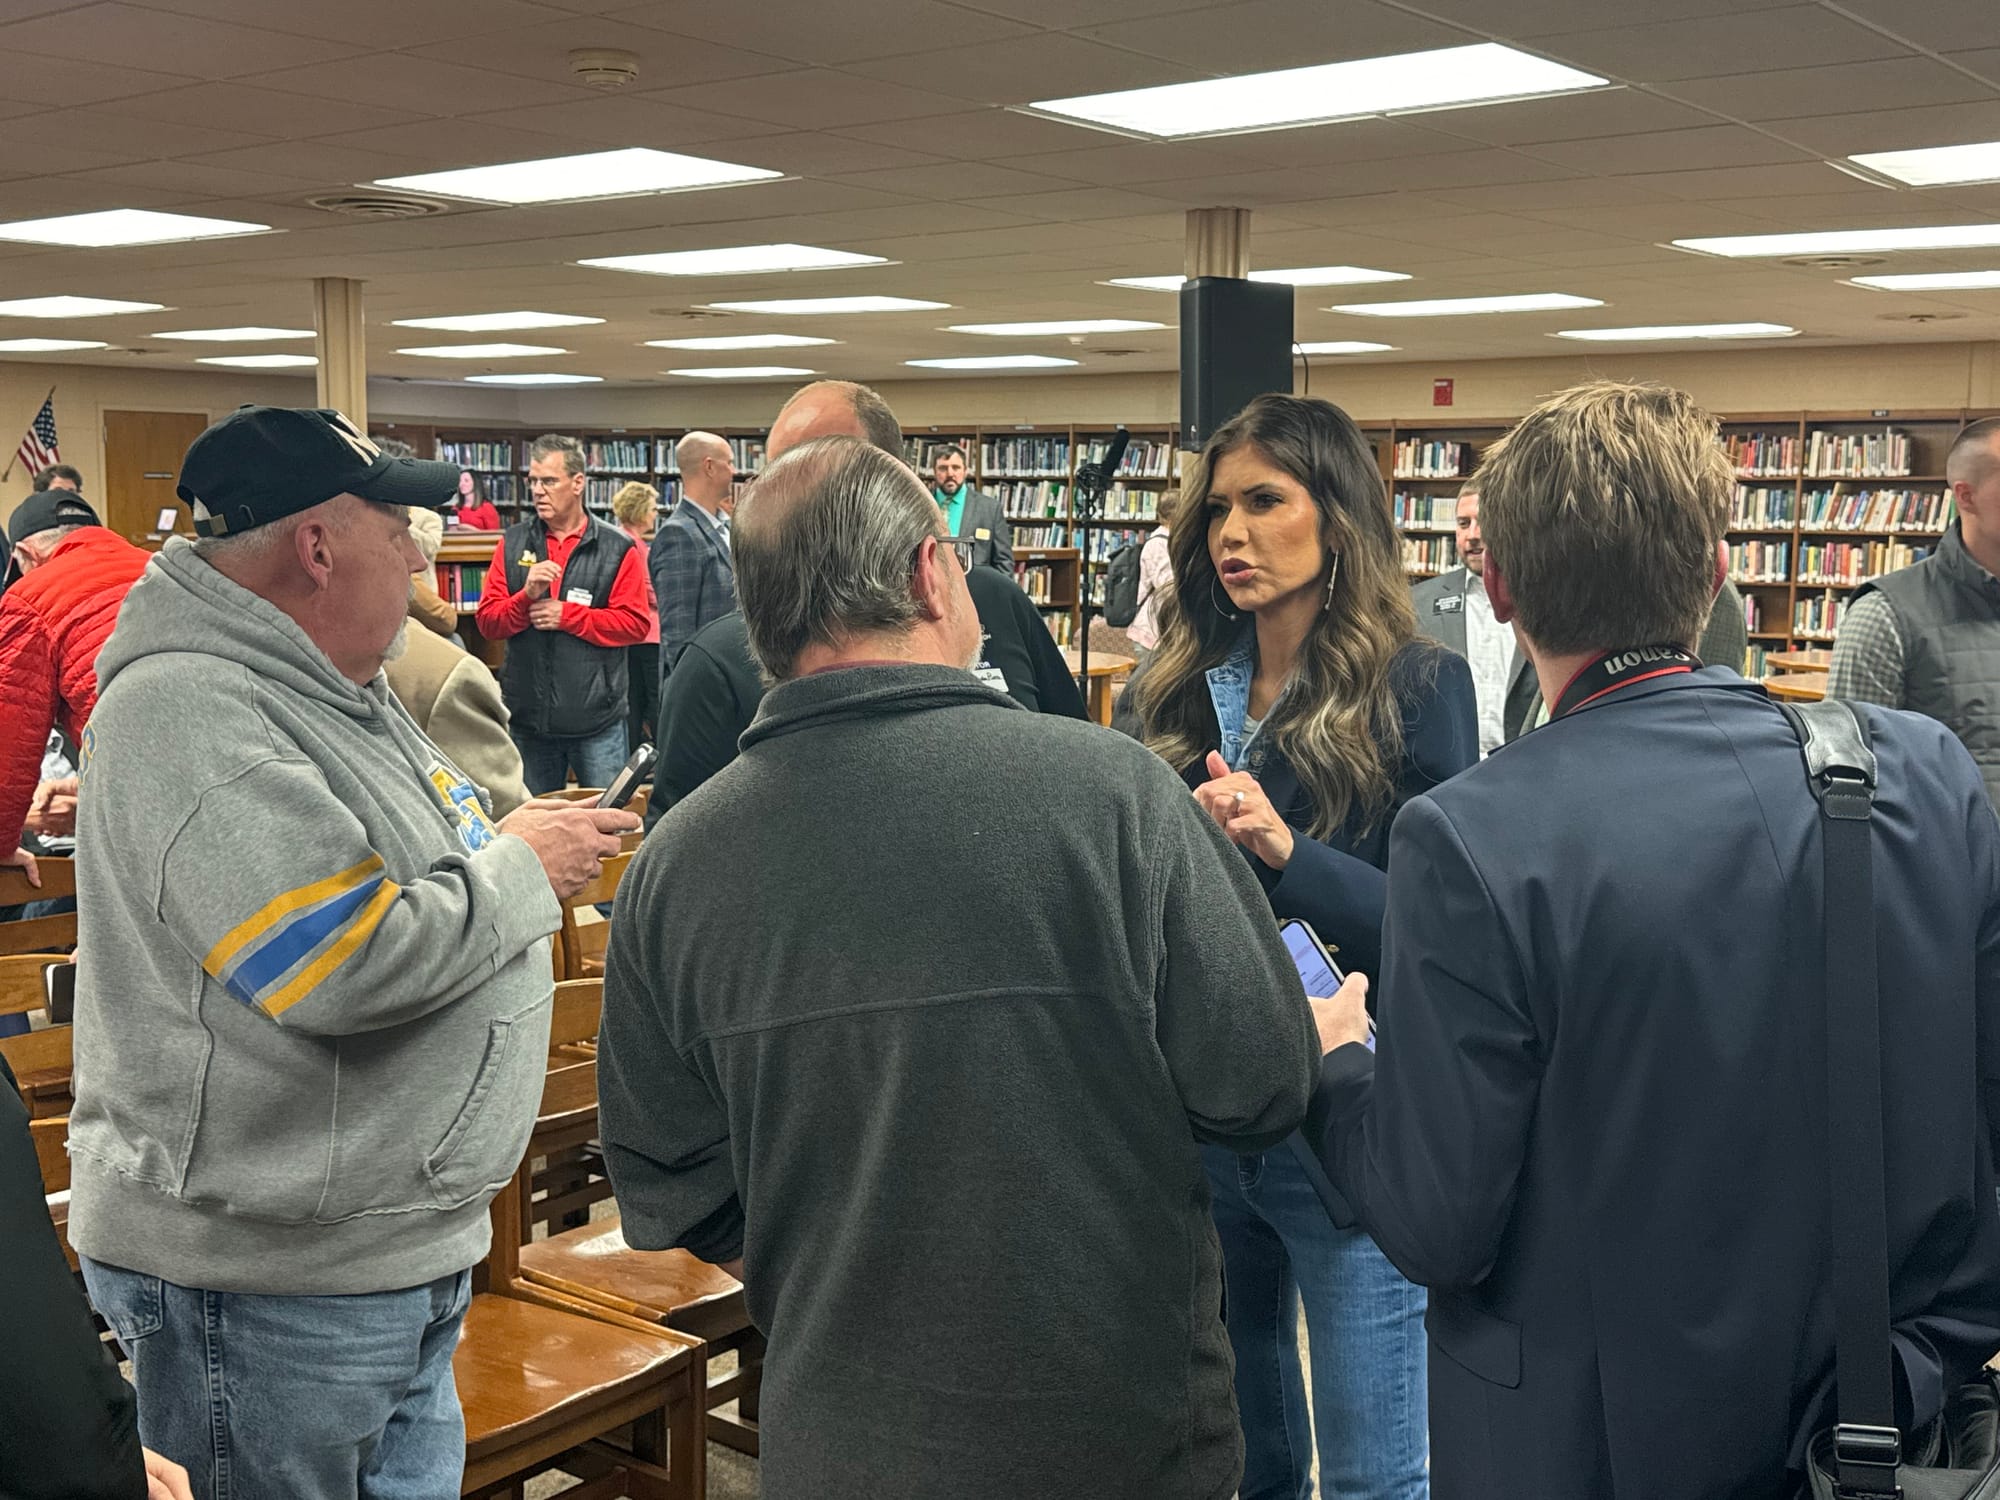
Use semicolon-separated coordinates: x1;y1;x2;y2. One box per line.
1070;425;1128;708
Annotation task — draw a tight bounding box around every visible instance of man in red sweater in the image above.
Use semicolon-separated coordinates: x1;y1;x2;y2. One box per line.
474;434;651;792
1;492;151;882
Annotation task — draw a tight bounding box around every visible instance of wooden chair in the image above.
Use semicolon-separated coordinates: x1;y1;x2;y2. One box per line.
455;1157;707;1500
528;980;614;1236
541;786;608;804
27;1113;76;1270
0;1010;72;1119
0;856;77;957
557;851;633;983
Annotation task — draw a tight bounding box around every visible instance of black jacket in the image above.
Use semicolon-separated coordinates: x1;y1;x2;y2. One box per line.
0;1054;146;1499
497;516;634;737
1308;671;2000;1499
643;568;1085;827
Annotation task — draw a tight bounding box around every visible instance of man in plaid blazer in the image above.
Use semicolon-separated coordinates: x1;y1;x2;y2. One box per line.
652;430;737;683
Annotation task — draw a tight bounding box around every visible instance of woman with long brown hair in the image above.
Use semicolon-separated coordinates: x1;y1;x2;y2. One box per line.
1137;393;1476;1499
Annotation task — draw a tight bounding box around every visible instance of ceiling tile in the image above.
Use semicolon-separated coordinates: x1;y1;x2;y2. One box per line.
72;159;326;199
0;107;269;159
1526;124;1820;174
458;92;776;151
1954;48;2000;86
0;45;194;104
1432;177;1669;212
1077;0;1476;71
0;2;363;77
972;184;1192;221
686;131;949;176
260;51;595;114
1834;0;2000;53
408;17;793;88
315;118;618;174
929;0;1193;23
663;69;979;129
834;107;1122;159
0;137;136;175
1209;117;1507;169
135;0;563;46
1767;98;2000;155
844;33;1192;101
609;0;1035;66
1533;6;1904;84
988;140;1267;187
1415;88;1726;148
183;139;441;180
1629;161;1888;202
93;81;431;137
1661;56;1996;122
1405;0;1797;34
829;160;1096;197
0;172;185;209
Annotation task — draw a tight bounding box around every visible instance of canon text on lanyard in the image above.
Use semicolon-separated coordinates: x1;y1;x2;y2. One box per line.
1551;645;1700;719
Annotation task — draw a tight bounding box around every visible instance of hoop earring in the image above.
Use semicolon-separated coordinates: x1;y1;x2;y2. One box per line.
1323;553;1341;611
1210;575;1238;620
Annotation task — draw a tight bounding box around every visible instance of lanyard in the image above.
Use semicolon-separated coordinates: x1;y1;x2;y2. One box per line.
1551;645;1699;718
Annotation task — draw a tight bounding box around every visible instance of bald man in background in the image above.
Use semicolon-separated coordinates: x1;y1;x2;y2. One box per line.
652;430;737;683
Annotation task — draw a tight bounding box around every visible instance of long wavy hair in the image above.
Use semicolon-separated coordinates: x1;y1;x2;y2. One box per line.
1137;393;1420;839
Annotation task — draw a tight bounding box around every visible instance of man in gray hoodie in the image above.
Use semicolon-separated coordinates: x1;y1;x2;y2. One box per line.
67;406;637;1499
599;436;1320;1500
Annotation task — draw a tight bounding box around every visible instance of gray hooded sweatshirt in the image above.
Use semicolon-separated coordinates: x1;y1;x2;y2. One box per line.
67;538;561;1296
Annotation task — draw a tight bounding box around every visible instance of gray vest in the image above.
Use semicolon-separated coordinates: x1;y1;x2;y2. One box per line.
1854;521;2000;805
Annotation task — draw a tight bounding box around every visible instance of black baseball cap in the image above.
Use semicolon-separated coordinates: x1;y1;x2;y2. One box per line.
8;489;99;548
178;406;461;537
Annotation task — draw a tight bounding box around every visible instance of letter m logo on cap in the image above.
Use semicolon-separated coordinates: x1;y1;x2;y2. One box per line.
325;410;380;464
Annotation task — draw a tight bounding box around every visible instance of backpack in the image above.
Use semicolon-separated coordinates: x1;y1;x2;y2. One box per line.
1102;539;1147;627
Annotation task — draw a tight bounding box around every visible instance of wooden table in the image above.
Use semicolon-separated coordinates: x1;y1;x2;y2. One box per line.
1062;649;1136;727
1763;671;1828;702
1764;649;1833;674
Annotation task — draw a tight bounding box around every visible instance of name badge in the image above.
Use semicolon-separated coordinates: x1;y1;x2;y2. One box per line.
1434;595;1463;614
427;761;497;853
564;587;593;607
973;662;1008;691
974;527;991;541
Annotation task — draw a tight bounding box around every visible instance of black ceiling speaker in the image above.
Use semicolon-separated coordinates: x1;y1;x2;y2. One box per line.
1179;276;1294;451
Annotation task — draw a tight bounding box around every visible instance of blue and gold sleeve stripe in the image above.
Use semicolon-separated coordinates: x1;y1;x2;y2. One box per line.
201;855;402;1017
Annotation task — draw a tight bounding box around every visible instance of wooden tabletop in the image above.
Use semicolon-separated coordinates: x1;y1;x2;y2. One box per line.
1061;649;1136;679
1764;672;1828;702
1765;649;1834;673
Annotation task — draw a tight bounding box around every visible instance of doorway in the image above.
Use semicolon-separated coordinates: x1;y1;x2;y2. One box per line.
103;409;208;545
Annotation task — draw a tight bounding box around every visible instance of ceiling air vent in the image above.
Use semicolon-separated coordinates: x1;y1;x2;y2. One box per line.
305;193;450;220
1780;254;1888;271
1089;347;1147;357
1877;311;1969;323
651;307;736;320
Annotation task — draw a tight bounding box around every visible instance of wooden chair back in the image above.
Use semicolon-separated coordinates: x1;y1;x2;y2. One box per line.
0;856;76;907
31;1116;68;1193
556;851;634;981
549;978;603;1056
0;955;59;1020
2;1021;73;1117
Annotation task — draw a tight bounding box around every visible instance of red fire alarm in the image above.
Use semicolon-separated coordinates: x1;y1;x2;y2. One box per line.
1433;378;1454;407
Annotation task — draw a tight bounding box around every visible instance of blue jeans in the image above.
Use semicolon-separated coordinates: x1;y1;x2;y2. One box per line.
80;1258;472;1500
1205;1142;1429;1500
512;720;628;796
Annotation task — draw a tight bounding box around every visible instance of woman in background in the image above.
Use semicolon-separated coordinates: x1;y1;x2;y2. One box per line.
1137;393;1476;1500
612;480;663;750
454;470;502;531
1125;487;1180;665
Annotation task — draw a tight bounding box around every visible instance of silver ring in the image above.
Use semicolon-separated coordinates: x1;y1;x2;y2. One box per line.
1234;791;1246;808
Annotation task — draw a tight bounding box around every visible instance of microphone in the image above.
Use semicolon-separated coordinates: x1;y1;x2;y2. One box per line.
1075;425;1130;500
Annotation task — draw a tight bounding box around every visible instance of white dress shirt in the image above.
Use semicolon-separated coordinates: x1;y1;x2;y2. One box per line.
1462;572;1512;757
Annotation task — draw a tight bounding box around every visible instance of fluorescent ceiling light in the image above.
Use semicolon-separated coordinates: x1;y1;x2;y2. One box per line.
465;373;604;385
1673;224;2000;257
1296;341;1397;354
946;319;1165;335
0;338;109;352
197;353;318;368
396;343;566;359
391;311;603;332
1331;292;1602;317
1552;321;1797;341
154;326;314;341
666;365;818;379
905;355;1080;370
1848;141;2000;188
1107;266;1409;291
373;147;781;205
0;296;164;318
1849;269;2000;290
704;296;949;315
644;333;837;350
0;208;271;247
1028;43;1607;140
580;244;888;277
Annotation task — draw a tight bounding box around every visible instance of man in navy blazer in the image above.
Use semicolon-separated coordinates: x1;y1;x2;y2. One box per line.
1309;381;2000;1500
653;430;737;682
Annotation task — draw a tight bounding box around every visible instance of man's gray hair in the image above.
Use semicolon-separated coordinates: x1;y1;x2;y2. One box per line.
733;436;940;682
529;432;586;477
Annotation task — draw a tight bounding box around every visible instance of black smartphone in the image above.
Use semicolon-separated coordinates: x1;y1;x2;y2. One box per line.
1278;917;1374;1051
43;960;75;1025
596;743;659;809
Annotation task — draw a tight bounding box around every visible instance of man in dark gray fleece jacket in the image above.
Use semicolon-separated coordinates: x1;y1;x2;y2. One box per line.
600;436;1320;1500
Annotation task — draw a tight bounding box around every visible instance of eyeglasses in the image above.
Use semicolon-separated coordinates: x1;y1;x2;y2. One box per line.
525;475;571;491
941;537;976;571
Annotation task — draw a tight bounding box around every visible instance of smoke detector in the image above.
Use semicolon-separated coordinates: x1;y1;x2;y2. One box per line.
306;192;449;220
1780;254;1888;270
1877;310;1969;323
651;307;736;320
570;47;640;90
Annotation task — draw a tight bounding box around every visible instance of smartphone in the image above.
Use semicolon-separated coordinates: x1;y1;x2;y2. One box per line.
596;743;659;809
1278;917;1375;1052
42;960;75;1025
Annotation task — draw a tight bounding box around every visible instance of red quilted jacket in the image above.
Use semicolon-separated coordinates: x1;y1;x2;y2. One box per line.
0;528;151;851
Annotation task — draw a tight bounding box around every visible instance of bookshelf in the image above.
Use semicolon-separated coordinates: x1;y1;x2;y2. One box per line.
1379;420;1511;580
434;531;506;671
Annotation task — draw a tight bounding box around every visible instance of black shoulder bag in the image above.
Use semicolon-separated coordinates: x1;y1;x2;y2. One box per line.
1783;699;2000;1500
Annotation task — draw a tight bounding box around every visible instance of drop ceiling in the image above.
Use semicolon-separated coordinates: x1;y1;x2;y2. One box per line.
0;0;1997;389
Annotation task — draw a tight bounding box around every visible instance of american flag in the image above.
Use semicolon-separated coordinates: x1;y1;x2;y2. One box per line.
14;393;57;480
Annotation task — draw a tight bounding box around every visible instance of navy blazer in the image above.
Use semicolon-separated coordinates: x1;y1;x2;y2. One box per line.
651;500;735;675
1309;669;2000;1499
1180;640;1478;982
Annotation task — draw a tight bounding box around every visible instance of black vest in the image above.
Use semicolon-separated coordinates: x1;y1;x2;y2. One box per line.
1855;520;2000;808
497;516;634;737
